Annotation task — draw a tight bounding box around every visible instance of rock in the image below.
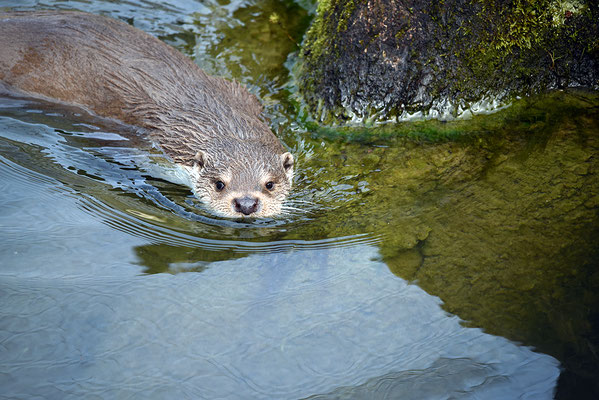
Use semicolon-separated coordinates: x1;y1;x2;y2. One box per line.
296;0;599;124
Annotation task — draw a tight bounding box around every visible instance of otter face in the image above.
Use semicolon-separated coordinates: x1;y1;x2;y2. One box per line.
184;149;294;218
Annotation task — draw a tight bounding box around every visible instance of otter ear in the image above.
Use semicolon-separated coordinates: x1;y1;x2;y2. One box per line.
281;152;294;171
193;151;205;169
281;152;294;177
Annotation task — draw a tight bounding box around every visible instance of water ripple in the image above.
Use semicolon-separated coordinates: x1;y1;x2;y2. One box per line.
1;138;380;255
78;191;381;252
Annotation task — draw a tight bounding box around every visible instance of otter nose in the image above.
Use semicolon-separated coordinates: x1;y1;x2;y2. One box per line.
233;196;259;216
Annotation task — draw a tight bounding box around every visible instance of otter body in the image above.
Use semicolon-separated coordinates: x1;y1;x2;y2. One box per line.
0;11;293;218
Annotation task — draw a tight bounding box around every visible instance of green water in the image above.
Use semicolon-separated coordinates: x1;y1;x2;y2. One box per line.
1;0;598;398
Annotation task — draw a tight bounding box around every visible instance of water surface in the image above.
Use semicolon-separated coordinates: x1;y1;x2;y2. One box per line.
1;0;598;398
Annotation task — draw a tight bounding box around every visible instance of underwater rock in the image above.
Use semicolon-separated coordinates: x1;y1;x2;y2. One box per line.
297;0;599;123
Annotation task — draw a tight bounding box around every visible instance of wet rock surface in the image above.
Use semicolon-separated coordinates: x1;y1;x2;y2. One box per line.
297;0;599;123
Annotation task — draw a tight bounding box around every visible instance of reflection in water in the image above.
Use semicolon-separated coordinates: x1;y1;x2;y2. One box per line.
0;159;559;397
135;233;380;274
306;358;541;400
301;91;599;396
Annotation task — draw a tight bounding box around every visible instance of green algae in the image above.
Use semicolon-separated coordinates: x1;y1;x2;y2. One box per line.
297;0;599;124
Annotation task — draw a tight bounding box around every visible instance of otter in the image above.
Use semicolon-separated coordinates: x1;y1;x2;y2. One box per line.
0;10;294;218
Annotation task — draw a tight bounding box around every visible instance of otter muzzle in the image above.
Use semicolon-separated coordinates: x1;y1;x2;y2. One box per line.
233;196;260;216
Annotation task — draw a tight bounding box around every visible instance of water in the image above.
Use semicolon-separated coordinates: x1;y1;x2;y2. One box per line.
1;1;598;399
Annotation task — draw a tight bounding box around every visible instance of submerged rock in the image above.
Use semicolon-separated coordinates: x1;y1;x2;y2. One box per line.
296;0;599;123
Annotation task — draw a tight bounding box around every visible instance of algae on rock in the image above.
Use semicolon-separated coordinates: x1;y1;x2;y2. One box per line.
296;0;599;124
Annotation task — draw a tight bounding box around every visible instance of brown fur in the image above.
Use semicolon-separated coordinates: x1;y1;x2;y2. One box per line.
0;11;294;217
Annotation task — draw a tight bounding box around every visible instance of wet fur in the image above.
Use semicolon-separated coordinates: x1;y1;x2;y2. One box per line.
0;10;293;217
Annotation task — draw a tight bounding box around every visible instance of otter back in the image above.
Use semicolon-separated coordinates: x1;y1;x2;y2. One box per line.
0;11;294;218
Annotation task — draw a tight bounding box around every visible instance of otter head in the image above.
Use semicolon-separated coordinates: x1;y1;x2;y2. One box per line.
183;144;294;218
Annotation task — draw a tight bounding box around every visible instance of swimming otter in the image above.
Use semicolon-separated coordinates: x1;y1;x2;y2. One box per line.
0;10;294;218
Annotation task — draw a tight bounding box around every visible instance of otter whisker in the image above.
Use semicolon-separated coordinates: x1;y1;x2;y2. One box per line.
286;198;316;204
279;210;304;217
280;205;312;216
281;204;303;210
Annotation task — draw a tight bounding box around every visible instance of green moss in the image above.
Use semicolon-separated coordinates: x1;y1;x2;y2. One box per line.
473;0;587;55
337;0;355;32
486;0;551;53
435;0;595;110
301;0;351;60
298;0;597;124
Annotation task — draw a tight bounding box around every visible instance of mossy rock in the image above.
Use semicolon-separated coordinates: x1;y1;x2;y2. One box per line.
296;0;599;124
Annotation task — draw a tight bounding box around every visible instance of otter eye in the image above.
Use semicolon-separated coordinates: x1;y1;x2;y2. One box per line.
265;181;274;191
215;181;225;191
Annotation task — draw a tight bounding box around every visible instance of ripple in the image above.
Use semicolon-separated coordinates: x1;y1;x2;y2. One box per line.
3;0;204;36
1;108;379;254
76;191;382;252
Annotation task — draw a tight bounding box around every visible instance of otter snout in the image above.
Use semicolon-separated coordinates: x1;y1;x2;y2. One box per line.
233;196;260;216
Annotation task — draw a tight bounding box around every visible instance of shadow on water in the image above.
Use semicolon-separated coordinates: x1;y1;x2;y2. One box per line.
1;0;599;398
